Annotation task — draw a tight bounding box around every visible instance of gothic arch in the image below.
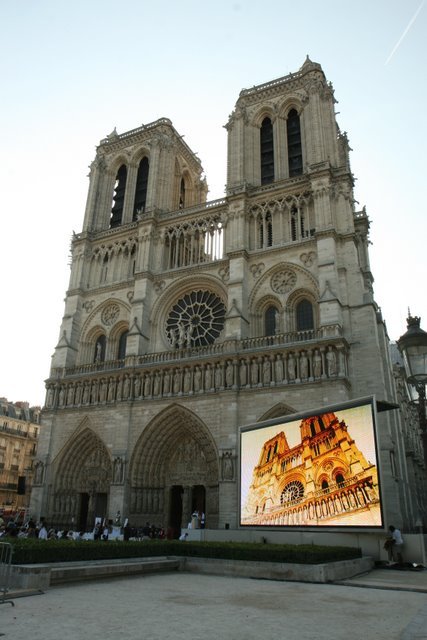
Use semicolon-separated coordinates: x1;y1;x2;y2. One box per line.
130;146;151;166
130;404;219;487
78;299;131;364
286;287;319;332
253;294;283;337
53;424;112;492
278;96;304;119
248;262;318;337
258;403;296;422
106;153;130;176
251;106;276;128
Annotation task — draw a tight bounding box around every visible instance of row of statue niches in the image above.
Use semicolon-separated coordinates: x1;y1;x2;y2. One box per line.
46;347;341;408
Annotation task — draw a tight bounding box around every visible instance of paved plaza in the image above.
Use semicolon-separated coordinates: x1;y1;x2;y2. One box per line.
1;569;427;640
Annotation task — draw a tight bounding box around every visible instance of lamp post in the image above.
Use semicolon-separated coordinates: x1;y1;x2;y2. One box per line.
397;315;427;469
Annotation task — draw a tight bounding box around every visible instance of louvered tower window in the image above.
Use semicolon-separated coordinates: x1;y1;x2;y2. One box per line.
110;165;127;228
179;178;186;209
133;157;149;219
287;109;303;176
260;117;274;184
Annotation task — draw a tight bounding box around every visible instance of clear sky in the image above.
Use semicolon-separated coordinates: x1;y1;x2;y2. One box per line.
1;0;426;407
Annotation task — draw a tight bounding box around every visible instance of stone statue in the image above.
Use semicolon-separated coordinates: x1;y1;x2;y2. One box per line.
215;363;223;388
46;386;54;408
263;358;271;384
239;360;247;386
173;369;181;394
326;347;337;376
113;457;124;484
183;368;191;393
225;361;233;387
107;378;115;402
134;375;141;398
274;355;283;383
251;360;258;385
163;370;171;394
313;350;322;378
205;364;212;390
123;375;130;399
287;354;296;381
178;322;186;347
299;352;308;380
194;366;202;392
144;374;151;396
222;452;234;480
153;371;160;396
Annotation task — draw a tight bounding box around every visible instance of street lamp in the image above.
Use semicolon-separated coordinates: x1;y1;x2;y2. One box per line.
397;315;427;468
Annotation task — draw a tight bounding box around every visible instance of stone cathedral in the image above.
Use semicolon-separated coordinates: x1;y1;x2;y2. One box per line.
31;58;424;536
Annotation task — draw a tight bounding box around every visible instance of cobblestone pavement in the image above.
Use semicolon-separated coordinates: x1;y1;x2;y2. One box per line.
1;571;427;640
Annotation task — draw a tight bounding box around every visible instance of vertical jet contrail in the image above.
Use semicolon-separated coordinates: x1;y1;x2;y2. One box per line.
385;0;425;65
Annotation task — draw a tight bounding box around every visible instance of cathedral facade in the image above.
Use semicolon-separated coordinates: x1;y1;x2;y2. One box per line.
31;58;424;536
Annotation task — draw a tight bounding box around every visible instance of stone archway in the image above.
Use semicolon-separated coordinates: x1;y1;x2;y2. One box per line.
51;427;112;531
129;404;219;535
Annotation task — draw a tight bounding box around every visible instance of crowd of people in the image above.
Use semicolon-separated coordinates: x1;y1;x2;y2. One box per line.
0;515;170;542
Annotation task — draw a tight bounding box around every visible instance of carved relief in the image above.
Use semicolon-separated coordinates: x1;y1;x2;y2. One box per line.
250;263;265;279
83;300;95;313
300;251;316;267
271;269;296;293
221;451;234;481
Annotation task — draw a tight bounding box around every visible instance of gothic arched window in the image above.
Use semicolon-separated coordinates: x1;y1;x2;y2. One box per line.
117;330;128;360
287;109;302;176
296;299;314;331
133;157;149;219
336;473;345;488
258;211;273;248
265;306;278;336
260;117;274;184
179;178;186;209
110;164;127;228
94;335;106;363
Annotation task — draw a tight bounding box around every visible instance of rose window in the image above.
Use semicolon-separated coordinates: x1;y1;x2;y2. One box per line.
166;290;226;348
280;480;304;505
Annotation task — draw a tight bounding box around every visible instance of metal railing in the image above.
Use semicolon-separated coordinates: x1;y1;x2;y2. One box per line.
0;542;14;606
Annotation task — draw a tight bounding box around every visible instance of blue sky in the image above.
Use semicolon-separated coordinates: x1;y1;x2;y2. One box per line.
1;0;426;406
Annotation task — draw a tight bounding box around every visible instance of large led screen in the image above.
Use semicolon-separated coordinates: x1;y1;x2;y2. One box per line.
240;397;383;528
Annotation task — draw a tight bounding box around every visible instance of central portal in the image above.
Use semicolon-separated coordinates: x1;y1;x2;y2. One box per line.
168;484;206;537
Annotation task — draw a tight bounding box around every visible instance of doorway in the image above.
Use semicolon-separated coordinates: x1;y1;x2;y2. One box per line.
169;485;183;538
191;485;206;517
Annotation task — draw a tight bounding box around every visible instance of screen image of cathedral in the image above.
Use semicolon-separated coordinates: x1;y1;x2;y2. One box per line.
240;402;382;527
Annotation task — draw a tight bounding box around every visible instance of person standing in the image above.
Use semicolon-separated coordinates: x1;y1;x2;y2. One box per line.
386;525;404;563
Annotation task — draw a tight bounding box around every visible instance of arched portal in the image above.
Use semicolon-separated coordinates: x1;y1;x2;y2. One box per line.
129;404;219;537
51;426;112;531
